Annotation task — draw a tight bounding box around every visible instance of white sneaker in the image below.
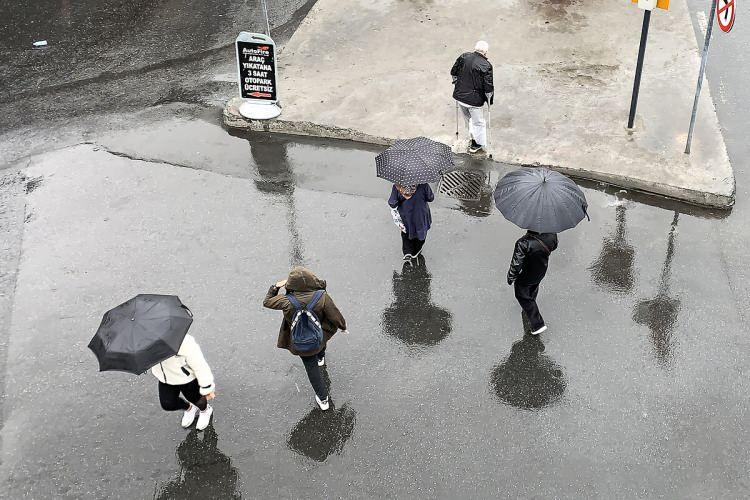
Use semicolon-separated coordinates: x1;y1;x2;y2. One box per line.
196;404;213;431
315;395;330;411
317;355;325;367
181;404;199;428
531;325;548;335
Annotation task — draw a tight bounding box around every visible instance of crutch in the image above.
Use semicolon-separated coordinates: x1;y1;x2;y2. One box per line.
455;101;460;140
485;102;493;159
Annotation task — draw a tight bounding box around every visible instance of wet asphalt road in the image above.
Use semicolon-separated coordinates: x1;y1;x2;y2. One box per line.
1;1;750;499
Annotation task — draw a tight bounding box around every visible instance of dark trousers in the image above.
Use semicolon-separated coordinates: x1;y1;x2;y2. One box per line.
514;282;545;331
159;379;207;412
300;349;328;400
401;232;425;256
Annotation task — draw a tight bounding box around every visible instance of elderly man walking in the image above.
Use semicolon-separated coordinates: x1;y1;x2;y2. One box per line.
450;40;494;154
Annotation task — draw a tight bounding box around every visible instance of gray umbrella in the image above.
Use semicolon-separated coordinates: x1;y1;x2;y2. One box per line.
493;167;588;233
375;137;454;185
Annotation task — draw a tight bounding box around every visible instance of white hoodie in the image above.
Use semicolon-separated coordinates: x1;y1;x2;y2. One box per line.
150;334;215;395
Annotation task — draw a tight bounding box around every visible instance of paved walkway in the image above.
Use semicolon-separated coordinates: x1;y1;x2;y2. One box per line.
225;0;734;207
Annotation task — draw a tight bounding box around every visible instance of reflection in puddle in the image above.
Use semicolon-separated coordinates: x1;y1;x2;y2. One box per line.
381;255;453;351
490;334;566;410
156;427;240;499
249;135;305;266
589;204;636;294
633;212;681;366
287;403;357;462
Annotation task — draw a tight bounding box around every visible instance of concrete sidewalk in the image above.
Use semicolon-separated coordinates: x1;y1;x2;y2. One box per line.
224;0;734;208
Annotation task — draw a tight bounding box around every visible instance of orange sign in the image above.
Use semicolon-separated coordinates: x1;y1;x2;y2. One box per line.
632;0;670;10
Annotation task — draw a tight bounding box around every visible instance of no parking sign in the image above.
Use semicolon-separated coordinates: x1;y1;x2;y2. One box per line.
717;0;736;33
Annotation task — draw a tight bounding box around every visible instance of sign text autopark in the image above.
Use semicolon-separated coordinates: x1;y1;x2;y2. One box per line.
237;37;277;102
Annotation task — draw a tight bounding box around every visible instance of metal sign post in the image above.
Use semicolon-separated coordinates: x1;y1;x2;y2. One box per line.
684;0;735;153
235;31;281;120
627;8;652;129
627;0;669;130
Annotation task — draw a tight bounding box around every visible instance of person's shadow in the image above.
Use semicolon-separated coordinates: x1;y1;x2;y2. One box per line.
489;332;567;410
381;255;453;351
287;403;357;462
156;426;240;499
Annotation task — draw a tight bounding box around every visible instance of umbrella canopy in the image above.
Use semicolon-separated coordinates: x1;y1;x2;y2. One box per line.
375;137;454;185
493;167;588;233
88;294;193;375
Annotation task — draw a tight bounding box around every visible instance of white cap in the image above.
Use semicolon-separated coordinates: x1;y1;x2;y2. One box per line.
475;40;489;54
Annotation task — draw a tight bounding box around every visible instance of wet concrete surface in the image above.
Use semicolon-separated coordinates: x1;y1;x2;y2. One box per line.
1;1;749;498
1;125;749;498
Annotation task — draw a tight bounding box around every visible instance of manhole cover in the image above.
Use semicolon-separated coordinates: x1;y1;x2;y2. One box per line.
439;170;487;201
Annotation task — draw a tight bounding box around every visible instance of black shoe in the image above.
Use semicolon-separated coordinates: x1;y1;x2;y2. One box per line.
470;139;479;148
469;144;484;154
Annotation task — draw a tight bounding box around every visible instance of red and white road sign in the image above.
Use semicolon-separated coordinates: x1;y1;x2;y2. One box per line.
717;0;736;33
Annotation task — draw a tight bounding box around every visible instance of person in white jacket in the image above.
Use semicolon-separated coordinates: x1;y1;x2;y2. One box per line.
151;334;216;430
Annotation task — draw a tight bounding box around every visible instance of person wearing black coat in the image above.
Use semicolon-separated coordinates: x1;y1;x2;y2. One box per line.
450;40;494;154
507;231;559;335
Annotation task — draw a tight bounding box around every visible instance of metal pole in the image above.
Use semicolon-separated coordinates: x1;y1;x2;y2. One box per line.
261;0;271;36
486;103;493;159
455;101;460;139
685;0;717;154
628;9;652;129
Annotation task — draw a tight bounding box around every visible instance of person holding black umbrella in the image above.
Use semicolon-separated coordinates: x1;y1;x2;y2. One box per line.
494;167;589;335
88;294;216;430
507;231;558;335
151;334;216;430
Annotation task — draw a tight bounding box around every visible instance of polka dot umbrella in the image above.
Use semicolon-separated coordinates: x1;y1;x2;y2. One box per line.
375;137;455;185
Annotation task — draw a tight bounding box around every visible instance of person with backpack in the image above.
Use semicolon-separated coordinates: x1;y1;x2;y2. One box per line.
263;267;348;410
507;230;558;335
450;40;494;154
389;183;434;260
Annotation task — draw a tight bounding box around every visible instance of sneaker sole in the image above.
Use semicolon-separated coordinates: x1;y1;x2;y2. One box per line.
531;326;548;335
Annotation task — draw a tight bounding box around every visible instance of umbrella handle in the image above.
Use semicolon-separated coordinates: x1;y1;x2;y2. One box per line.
182;305;194;318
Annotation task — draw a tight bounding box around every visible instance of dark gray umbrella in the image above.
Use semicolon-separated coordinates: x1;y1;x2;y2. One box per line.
88;294;193;375
375;137;454;185
493;167;588;233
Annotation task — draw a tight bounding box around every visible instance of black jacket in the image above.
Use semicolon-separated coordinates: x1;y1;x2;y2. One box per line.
507;232;558;285
450;51;494;107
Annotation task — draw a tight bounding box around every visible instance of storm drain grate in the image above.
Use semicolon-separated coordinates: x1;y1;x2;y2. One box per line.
439;170;487;201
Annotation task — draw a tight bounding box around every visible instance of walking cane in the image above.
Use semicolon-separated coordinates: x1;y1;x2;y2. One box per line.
486;103;493;159
455;101;460;141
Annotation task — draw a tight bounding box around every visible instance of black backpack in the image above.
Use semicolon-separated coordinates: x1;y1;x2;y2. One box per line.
286;290;325;353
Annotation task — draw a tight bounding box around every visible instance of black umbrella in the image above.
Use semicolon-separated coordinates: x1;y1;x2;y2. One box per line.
375;137;454;185
88;294;193;375
493;167;588;233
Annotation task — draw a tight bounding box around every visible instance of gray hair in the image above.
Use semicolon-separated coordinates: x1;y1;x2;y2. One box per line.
475;40;489;54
